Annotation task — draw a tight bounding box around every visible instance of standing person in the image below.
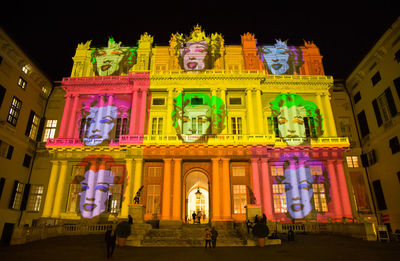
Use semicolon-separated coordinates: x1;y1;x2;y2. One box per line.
192;211;197;224
105;225;116;258
261;213;267;224
211;227;218;248
205;228;212;248
128;214;133;224
254;215;259;224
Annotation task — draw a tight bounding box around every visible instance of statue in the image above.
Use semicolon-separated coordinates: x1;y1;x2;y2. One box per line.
133;186;144;204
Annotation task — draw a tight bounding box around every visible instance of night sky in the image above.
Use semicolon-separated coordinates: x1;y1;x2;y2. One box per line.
1;4;399;82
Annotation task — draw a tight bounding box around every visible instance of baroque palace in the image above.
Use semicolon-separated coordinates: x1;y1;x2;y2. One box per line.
27;26;361;231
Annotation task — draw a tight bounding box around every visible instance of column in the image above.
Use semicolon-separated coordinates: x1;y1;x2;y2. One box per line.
251;158;261;205
246;89;255;135
172;158;182;220
133;158;144;201
67;94;80;138
260;158;274;220
166;88;174;135
59;95;72;138
219;88;227;134
129;90;138;135
161;158;172;220
42;161;60;217
335;160;353;218
322;94;338;137
255;89;264;134
211;89;217;134
221;158;232;220
120;158;134;218
211;158;221;220
138;90;148;135
315;94;327;137
51;160;68;218
327;160;343;220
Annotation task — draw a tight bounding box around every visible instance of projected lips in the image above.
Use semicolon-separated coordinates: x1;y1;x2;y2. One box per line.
101;64;112;71
83;203;97;212
188;62;198;69
291;203;304;212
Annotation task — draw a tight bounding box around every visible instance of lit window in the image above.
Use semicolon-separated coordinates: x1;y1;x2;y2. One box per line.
17;77;27;89
310;165;322;175
346;156;359;168
41;86;49;95
313;184;328;212
232;167;245;176
151;117;163;135
271;166;283;176
7;97;22;126
109;185;122;214
28;114;40;140
114;118;129;140
43;120;57;142
148;167;161;177
67;184;81;213
27;185;44;212
231;117;242;135
146;184;161;214
233;185;247;214
10;182;24;210
272;184;287;213
22;65;30;74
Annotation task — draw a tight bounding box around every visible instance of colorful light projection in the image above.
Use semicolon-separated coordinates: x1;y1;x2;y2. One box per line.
273;152;331;220
90;38;137;76
258;40;304;75
270;93;323;146
79;95;131;146
72;155;126;219
171;25;223;72
171;92;226;142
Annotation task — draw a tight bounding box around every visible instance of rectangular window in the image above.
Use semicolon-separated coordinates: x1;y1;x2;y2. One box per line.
233;185;247;214
191;98;203;105
22;65;30;74
313;184;328;212
115;118;128;140
394;77;400;101
25;111;40;140
371;71;381;86
229;97;242;105
231;117;242;135
310;165;322;175
0;140;14;160
152;98;165;105
10;181;24;210
354;91;361;104
270;166;283;176
357;110;370;138
272;184;287;213
346;156;359;168
389;136;400;154
0;177;5;200
109;184;122;214
27;185;44;212
148;167;162;177
372;180;387;210
151;117;163;135
394;49;400;63
7;97;22;126
232;167;245;176
67;184;81;213
43;120;57;142
0;85;5;108
17;77;27;89
146;184;161;214
22;154;32;168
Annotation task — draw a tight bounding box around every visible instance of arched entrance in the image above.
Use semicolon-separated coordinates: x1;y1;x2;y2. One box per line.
185;170;209;224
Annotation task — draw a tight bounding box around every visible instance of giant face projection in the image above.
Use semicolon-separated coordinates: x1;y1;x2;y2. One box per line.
180;41;209;72
275;152;330;220
73;155;126;219
258;40;304;75
91;38;137;76
80;95;131;146
171;93;226;142
270;93;323;146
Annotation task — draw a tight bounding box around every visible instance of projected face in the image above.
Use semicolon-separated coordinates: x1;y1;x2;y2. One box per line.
180;41;209;72
79;168;114;218
83;105;117;146
95;47;125;76
260;42;290;75
282;160;314;219
278;106;307;146
180;105;211;142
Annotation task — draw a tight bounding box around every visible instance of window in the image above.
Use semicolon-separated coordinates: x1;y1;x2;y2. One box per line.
389;136;400;154
43;120;57;142
231;117;242;135
0;140;14;160
233;185;247;214
9;181;24;210
25;111;40;140
346;156;359;168
338;117;352;138
67;184;81;213
152;98;165;105
353;92;361;104
304;117;317;138
361;149;377;167
27;185;44;212
397;172;400;183
17;77;27;89
191;97;203;105
22;65;30;74
0;177;5;200
394;77;400;101
372;88;398;127
22;154;32;168
272;184;287;213
371;71;381;86
357;111;370;138
151;117;163;135
41;86;49;96
7;97;22;126
267;117;279;137
148;167;162;177
109;185;122;214
395;49;400;63
372;180;387;210
229;97;242;105
146;184;161;214
310;165;323;175
313;184;328;212
0;85;5;108
271;166;283;176
115;118;128;140
232;167;245;176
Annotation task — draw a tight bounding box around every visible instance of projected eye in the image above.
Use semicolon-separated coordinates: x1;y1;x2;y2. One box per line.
183;116;190;122
183;49;190;53
100;118;113;124
284;184;292;191
96;185;109;192
98;52;106;56
278;117;288;124
262;48;271;54
194;48;205;53
298;184;310;191
111;51;122;55
277;49;289;55
82;185;88;191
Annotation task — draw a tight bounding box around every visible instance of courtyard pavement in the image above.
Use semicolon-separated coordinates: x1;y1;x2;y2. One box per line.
1;233;399;261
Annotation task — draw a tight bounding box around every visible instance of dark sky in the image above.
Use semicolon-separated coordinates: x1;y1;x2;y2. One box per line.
1;4;399;82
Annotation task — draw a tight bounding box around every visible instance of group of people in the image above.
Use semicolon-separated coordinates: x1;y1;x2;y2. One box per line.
246;213;267;233
191;211;206;224
204;227;219;248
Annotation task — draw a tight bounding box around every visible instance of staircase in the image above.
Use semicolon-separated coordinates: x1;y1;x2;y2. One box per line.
129;223;245;247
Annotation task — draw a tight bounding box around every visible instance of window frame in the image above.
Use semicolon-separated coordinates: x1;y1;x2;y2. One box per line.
7;97;22;126
17;77;27;90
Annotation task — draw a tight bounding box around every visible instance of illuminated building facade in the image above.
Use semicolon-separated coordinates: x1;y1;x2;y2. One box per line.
36;26;358;228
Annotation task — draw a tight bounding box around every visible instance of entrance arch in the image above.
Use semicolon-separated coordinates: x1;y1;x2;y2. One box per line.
185;170;209;224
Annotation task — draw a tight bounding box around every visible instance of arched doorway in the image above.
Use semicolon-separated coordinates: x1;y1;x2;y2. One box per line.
185;170;209;224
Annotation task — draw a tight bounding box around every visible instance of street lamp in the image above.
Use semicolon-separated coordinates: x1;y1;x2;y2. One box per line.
195;187;202;200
